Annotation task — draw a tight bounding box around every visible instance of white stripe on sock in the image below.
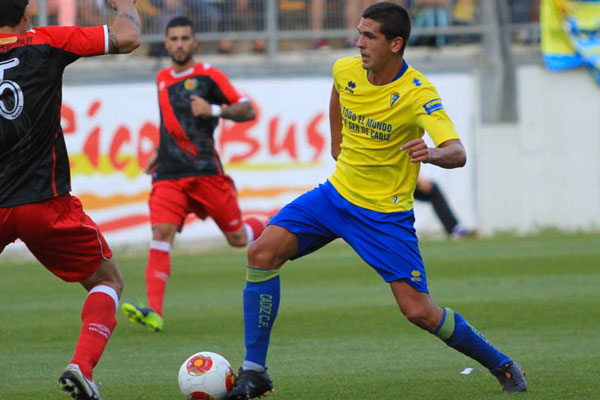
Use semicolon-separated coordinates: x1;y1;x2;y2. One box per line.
89;285;119;309
150;240;171;252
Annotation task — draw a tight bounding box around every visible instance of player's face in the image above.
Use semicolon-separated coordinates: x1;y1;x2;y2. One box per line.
165;26;196;66
356;18;403;72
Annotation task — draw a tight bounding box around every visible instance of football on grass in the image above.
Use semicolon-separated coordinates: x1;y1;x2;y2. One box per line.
178;351;235;400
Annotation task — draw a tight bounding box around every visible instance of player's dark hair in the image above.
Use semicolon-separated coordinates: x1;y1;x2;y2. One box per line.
362;1;411;55
165;16;194;35
0;0;29;28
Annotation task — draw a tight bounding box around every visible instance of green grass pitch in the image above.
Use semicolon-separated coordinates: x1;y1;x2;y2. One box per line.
1;232;599;399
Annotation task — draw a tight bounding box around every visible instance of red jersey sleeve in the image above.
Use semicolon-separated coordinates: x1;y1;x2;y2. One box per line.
207;67;244;104
33;25;108;57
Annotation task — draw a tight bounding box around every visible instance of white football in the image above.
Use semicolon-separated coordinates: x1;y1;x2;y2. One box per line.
178;351;235;400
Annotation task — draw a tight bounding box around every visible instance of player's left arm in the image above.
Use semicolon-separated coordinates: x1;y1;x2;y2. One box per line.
190;95;255;122
401;138;466;169
194;68;256;121
405;82;465;168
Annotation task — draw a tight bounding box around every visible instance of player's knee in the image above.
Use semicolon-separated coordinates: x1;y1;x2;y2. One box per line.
83;258;124;297
226;232;247;248
402;306;436;330
247;241;279;269
104;259;125;296
152;224;176;242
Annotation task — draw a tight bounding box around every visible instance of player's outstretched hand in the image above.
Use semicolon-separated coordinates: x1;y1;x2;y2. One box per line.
190;95;211;117
400;138;430;163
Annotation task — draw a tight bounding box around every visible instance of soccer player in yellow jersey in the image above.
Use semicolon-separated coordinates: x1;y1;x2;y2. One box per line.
226;3;527;398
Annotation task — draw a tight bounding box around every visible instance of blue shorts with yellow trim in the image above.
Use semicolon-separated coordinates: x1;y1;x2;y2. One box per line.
269;180;428;292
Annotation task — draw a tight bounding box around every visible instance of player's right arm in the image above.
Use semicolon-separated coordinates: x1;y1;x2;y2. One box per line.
107;0;141;54
329;84;342;161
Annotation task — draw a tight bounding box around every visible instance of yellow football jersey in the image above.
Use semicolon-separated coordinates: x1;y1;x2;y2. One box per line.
329;56;460;212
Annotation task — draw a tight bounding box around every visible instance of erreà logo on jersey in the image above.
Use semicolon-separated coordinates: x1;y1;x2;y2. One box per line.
390;92;400;107
344;80;356;94
184;78;198;91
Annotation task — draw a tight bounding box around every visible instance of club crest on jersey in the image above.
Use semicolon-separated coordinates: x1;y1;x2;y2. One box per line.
390;92;400;107
344;80;356;94
184;78;198;91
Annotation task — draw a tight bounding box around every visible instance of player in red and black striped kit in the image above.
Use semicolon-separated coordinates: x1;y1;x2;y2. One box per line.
0;1;140;399
121;16;266;332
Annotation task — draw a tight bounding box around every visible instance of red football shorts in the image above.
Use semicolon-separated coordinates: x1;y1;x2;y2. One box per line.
149;175;243;233
0;194;112;282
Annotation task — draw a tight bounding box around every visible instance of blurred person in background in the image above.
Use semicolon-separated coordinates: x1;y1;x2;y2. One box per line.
121;16;266;332
410;0;450;47
414;176;474;238
225;2;526;399
452;0;476;24
312;0;412;50
0;0;140;399
29;0;77;25
508;0;540;43
189;0;259;54
311;0;329;49
147;0;185;57
235;0;266;52
450;0;479;44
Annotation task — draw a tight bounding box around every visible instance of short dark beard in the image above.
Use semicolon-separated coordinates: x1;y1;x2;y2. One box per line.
171;53;192;66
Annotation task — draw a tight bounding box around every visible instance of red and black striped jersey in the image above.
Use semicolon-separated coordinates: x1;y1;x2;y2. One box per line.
154;63;246;181
0;25;108;207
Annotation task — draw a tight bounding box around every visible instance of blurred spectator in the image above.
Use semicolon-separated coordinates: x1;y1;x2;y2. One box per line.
312;0;389;50
410;0;450;47
148;0;185;57
311;0;328;49
30;0;77;26
451;0;479;44
189;0;234;53
348;1;413;46
233;0;266;53
452;0;476;25
508;0;539;24
508;0;540;43
414;177;474;239
188;0;265;54
343;0;381;47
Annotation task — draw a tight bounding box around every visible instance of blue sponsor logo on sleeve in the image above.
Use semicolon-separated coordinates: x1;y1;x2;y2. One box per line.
423;98;444;114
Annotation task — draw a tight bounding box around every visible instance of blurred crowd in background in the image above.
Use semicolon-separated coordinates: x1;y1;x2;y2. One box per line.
27;0;540;55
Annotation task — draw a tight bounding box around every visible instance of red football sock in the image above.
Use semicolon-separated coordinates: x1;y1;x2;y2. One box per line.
146;242;171;316
70;286;118;381
243;217;266;243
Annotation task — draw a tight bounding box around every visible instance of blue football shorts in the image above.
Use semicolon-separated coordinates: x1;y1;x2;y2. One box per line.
269;180;428;292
